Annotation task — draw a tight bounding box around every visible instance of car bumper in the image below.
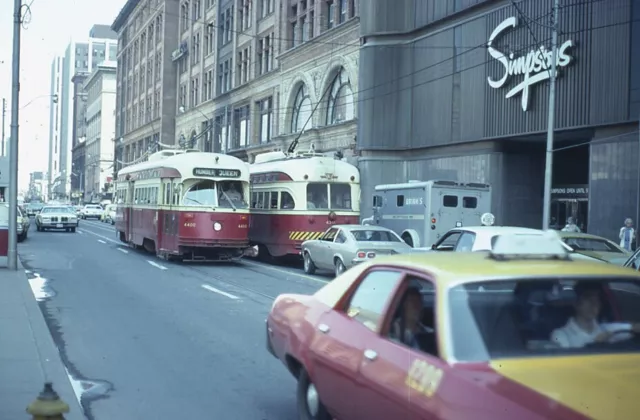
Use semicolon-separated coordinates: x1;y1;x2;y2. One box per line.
39;221;78;228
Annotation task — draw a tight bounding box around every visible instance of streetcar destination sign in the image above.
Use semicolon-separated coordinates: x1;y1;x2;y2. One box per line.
487;16;575;112
193;167;241;178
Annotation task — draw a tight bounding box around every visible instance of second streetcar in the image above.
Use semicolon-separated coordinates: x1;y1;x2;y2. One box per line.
249;151;361;259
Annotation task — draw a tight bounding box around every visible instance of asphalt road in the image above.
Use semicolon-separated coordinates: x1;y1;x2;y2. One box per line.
19;218;332;420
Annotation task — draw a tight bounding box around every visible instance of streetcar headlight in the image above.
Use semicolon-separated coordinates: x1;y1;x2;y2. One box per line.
213;222;222;231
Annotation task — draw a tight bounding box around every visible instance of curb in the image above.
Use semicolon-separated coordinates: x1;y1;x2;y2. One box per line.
16;261;85;420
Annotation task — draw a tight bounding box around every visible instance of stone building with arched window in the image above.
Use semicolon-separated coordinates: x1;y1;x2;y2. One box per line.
246;0;359;163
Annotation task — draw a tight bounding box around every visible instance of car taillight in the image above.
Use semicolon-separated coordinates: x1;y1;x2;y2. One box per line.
357;251;366;258
367;252;376;258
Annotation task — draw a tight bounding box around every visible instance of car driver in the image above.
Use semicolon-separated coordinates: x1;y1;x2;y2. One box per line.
551;282;640;348
390;288;434;350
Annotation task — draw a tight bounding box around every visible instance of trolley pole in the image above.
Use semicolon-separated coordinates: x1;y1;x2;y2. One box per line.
7;0;22;270
1;98;5;156
542;0;560;231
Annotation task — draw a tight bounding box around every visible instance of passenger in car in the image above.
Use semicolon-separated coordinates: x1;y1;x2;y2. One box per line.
550;282;640;348
390;288;434;351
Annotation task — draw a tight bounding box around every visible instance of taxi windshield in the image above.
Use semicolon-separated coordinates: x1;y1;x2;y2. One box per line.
448;277;640;361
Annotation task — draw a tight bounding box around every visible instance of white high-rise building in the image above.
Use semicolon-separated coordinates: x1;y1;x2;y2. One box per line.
47;56;64;199
48;24;118;199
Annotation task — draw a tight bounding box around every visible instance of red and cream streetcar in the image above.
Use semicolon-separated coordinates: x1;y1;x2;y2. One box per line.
249;151;360;258
115;149;252;261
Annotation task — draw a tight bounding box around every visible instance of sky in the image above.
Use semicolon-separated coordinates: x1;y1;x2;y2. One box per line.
0;0;124;191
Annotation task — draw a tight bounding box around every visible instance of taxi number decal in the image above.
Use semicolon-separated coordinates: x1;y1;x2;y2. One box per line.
184;222;196;228
405;360;443;397
238;224;248;229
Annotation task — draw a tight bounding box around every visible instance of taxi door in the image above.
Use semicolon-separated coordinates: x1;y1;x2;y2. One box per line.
356;276;443;419
308;268;404;419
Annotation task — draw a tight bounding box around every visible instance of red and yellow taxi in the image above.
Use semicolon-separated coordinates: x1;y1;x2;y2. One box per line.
266;232;640;420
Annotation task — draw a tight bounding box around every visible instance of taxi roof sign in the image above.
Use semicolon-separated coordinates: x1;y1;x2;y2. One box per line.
489;230;569;261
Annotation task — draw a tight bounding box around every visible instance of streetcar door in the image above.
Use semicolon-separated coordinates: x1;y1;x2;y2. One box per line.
127;181;135;241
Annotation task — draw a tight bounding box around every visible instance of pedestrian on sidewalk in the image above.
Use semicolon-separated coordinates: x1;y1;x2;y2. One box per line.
619;218;635;252
561;217;581;233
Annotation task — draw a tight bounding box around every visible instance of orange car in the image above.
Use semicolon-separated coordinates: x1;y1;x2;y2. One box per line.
266;235;640;420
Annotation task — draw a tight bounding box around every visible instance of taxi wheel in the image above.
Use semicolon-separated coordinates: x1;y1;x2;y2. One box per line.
297;368;331;420
303;252;316;274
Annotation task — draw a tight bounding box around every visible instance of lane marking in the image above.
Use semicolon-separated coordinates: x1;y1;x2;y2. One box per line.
77;230;83;234
147;260;168;270
241;259;329;284
79;228;121;245
201;284;239;300
118;248;129;254
97;240;106;244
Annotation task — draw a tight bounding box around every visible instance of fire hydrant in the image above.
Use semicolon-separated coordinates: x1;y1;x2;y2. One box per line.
26;382;70;420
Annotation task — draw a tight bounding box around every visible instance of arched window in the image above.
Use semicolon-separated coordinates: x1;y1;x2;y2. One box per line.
326;67;354;125
291;84;312;133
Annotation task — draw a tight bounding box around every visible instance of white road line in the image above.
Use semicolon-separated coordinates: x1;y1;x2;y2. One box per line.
241;259;329;284
97;239;106;244
77;230;83;234
78;228;121;245
147;260;168;270
117;248;129;254
201;284;239;300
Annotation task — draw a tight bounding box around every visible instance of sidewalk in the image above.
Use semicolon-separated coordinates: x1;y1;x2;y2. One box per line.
0;256;84;419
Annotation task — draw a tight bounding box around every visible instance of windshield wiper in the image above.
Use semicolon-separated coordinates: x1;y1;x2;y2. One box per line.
220;190;237;211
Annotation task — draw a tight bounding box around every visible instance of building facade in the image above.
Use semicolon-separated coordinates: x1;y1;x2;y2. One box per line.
70;71;89;201
49;25;118;199
48;56;64;199
111;0;180;174
269;0;359;161
28;172;45;201
171;0;280;161
83;62;118;202
170;0;359;162
358;0;640;241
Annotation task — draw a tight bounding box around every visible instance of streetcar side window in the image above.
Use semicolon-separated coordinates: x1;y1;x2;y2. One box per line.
164;183;172;205
280;192;295;209
270;192;278;209
256;192;264;209
330;184;352;210
307;183;329;209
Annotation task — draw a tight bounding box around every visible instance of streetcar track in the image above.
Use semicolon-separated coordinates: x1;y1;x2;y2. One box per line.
79;223;327;300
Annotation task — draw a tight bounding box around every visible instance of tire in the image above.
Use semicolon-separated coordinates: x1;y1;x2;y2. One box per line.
70;227;76;233
36;225;42;232
297;368;331;420
303;252;316;274
334;259;346;278
17;233;25;243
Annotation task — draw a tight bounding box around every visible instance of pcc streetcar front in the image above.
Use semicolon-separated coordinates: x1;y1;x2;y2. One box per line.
115;151;252;262
249;152;361;258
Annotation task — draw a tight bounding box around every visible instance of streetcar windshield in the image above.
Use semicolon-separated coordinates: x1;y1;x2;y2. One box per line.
183;180;248;208
218;181;248;209
307;183;353;210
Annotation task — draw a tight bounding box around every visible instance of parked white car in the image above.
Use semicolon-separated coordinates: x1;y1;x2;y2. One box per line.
81;204;103;219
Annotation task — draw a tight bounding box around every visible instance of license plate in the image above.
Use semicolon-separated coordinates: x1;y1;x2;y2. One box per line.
56;223;63;228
